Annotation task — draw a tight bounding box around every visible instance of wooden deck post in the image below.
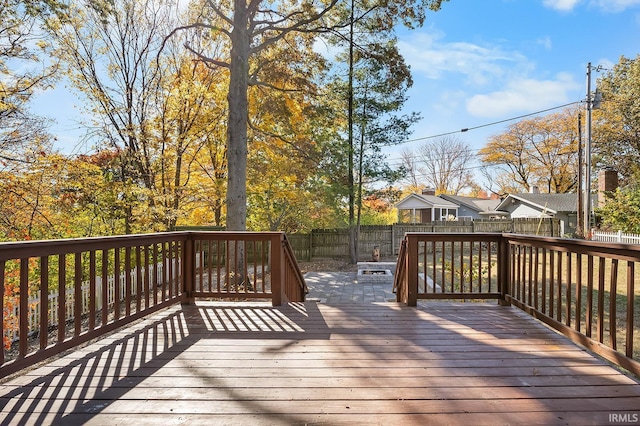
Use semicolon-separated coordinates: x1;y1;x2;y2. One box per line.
498;235;511;306
182;234;195;304
407;234;418;307
271;233;284;306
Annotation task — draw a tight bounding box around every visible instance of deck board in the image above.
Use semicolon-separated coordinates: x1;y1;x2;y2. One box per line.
1;301;639;425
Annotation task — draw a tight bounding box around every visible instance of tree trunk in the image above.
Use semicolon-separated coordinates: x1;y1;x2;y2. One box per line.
347;0;357;264
226;0;250;231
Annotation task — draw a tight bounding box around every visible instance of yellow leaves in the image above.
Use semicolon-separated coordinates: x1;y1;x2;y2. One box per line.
479;106;580;193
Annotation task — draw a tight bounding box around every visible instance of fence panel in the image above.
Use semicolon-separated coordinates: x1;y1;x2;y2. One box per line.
311;229;350;258
286;234;311;261
592;230;640;245
359;226;393;259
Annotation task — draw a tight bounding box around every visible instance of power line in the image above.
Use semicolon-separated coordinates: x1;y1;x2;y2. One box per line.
401;101;582;144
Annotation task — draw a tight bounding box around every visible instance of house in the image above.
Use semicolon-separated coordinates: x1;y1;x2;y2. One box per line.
438;194;502;220
395;189;459;223
494;190;594;235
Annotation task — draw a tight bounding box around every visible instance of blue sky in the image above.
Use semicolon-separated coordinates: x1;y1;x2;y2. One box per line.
34;0;640;179
387;0;640;175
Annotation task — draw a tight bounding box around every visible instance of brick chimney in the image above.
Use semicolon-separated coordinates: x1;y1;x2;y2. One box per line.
598;168;618;207
421;188;436;196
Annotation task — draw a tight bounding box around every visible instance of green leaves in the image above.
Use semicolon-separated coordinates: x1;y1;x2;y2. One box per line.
597;186;640;234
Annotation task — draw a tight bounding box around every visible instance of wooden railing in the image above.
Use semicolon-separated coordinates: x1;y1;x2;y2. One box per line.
393;233;508;305
395;232;640;377
0;231;306;378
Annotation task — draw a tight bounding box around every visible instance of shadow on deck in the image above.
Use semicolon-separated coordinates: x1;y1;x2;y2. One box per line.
1;272;640;425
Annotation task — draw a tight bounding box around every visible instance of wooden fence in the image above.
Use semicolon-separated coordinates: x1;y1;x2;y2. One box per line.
289;218;561;261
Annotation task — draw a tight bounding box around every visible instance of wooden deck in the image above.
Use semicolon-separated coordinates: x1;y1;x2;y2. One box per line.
2;300;640;425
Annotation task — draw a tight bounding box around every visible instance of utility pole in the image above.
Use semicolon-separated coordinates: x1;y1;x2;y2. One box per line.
585;62;593;239
577;111;583;238
584;62;604;239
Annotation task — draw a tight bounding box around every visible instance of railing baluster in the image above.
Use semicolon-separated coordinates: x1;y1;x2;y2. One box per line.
549;250;555;320
432;240;437;294
478;240;483;293
205;239;212;293
533;247;539;311
598;257;606;343
565;252;572;327
89;251;96;331
576;253;582;333
74;252;82;337
626;261;635;359
19;258;28;358
541;249;547;315
586;255;594;338
527;246;533;307
449;240;454;293
556;250;562;321
40;256;49;349
609;259;618;350
217;240;222;294
101;250;108;326
421;240;427;295
440;240;445;290
114;248;120;321
153;244;159;306
0;261;5;365
58;254;66;343
136;246;142;313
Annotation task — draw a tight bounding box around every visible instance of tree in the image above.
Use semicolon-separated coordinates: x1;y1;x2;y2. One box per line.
398;147;422;193
1;0;61;167
592;55;640;184
50;0;171;231
479;108;580;195
318;0;447;262
411;136;474;195
50;0;231;232
177;0;341;231
180;0;448;232
597;185;640;233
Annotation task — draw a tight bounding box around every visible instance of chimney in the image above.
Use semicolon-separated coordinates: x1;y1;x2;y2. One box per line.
421;188;436;196
530;186;539;194
598;168;618;207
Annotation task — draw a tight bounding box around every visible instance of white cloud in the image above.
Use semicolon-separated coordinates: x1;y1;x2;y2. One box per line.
398;32;530;87
545;0;640;12
537;36;553;50
466;73;580;118
592;0;640;12
542;0;582;11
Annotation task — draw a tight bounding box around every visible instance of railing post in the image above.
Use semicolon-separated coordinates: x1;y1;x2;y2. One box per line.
498;235;511;306
183;234;195;304
271;233;284;306
407;234;418;307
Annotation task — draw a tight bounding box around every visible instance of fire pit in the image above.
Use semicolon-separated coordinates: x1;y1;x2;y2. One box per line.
357;262;394;284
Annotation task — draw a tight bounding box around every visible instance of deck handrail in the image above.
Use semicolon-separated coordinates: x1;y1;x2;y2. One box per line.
282;234;308;302
0;231;305;378
394;232;640;378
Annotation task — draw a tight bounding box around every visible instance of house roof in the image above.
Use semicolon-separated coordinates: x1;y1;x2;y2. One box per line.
439;194;501;213
395;193;459;210
495;193;594;214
